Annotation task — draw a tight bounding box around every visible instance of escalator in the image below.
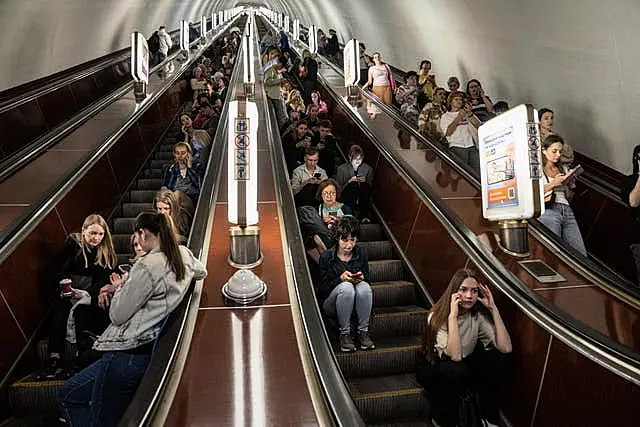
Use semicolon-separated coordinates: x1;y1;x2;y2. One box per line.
313;33;640;290
0;17;245;426
258;14;640;427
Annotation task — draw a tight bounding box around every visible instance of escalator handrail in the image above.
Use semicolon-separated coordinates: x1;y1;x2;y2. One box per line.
0;23;211;184
310;48;640;305
116;21;247;427
254;19;365;426
0;18;239;270
308;61;640;386
274;21;640;382
0;22;206;113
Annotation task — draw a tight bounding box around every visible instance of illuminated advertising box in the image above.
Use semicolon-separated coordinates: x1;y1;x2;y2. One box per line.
293;19;300;41
130;32;149;84
343;39;360;86
180;20;189;50
308;25;318;54
478;104;544;221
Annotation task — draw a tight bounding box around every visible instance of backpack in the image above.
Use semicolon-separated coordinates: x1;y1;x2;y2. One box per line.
148;32;160;54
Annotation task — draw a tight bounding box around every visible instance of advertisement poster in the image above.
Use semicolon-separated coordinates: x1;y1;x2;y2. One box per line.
483;126;518;209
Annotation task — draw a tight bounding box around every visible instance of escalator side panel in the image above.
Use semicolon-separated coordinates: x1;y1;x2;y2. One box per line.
572;180;637;282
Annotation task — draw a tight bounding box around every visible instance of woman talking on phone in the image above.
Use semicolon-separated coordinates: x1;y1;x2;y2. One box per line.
418;269;511;427
318;216;374;353
59;212;207;427
540;134;587;256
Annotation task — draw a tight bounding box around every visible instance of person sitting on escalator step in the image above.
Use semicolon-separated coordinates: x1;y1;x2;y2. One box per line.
417;269;511;427
318;216;374;352
620;145;640;287
59;212;207;427
335;144;374;222
38;214;117;380
163;142;201;204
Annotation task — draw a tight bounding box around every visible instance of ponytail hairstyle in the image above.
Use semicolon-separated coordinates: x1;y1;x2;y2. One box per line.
71;214;117;269
423;269;481;364
134;212;185;281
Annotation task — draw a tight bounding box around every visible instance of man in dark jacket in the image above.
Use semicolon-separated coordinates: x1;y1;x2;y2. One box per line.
620;145;640;287
318;217;374;352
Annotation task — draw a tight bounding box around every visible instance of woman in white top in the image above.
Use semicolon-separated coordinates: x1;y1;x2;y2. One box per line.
540;134;587;255
439;92;481;174
418;269;511;427
362;52;394;118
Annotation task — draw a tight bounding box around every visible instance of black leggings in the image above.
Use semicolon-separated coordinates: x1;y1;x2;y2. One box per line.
48;298;110;357
417;348;509;427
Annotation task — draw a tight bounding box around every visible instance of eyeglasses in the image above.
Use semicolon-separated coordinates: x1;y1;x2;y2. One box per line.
322;191;337;196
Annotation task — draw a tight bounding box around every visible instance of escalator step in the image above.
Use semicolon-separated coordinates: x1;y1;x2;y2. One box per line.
8;374;65;415
36;340;76;369
122;203;152;218
369;260;404;283
112;217;136;234
370;306;427;338
360;224;385;242
154;151;174;161
371;281;418;307
149;159;170;170
347;373;429;423
360;241;395;261
136;178;163;190
158;144;174;152
129;190;156;203
0;414;65;427
112;234;133;254
335;335;422;378
143;168;164;178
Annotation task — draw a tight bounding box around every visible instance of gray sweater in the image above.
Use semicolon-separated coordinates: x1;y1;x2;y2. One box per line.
93;246;207;351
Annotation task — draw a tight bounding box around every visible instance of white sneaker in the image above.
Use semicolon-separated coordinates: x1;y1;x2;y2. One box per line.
484;419;499;427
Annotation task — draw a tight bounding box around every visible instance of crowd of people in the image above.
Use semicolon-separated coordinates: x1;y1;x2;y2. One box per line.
353;48;589;256
30;26;242;426
275;28;514;426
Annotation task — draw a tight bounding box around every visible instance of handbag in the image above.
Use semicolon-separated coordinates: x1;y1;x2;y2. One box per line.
69;274;93;291
458;390;488;427
385;64;397;92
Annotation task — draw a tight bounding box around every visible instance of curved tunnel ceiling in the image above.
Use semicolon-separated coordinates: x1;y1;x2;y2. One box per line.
1;0;638;172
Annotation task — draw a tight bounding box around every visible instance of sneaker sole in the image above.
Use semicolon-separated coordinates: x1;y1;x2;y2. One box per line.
359;345;376;350
340;346;356;352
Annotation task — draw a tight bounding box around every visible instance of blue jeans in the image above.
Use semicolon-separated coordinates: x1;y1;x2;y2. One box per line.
269;97;287;127
323;281;372;334
59;351;151;427
450;146;480;176
539;202;587;256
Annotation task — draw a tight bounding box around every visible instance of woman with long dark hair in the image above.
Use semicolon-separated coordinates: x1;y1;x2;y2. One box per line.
59;212;207;427
418;269;511;427
540;134;587;255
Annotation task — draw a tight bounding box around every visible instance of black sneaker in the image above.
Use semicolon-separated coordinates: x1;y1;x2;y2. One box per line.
339;333;356;352
36;357;63;380
358;331;375;350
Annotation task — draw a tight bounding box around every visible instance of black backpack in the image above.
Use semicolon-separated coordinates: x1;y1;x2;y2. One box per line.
148;32;160;54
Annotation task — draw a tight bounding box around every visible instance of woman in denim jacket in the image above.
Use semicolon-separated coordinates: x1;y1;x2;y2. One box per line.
59;212;207;427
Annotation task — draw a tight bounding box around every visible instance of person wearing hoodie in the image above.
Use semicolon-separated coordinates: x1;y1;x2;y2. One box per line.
621;144;640;287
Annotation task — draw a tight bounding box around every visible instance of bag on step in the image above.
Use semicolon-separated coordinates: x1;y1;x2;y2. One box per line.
458;390;487;427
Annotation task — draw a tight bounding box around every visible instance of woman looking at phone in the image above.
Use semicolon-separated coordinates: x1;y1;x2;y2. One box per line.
59;212;207;427
418;269;511;427
39;214;117;380
540;134;587;256
318;216;374;352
